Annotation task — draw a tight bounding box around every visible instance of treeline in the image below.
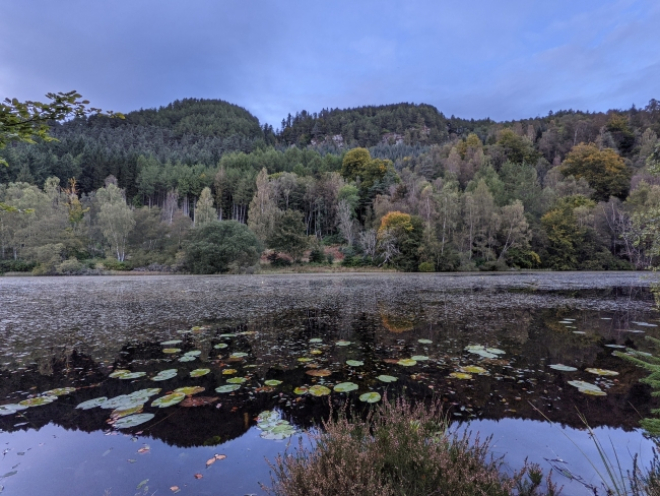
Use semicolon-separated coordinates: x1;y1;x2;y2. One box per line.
1;98;660;274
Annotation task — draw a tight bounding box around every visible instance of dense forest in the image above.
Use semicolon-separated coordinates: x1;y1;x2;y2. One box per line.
1;97;660;274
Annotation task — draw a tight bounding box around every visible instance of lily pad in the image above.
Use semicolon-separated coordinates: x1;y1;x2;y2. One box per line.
549;364;578;372
585;368;619;376
334;382;359;393
174;386;205;395
111;405;143;419
308;385;331;397
567;380;605;394
219;333;237;338
162;348;181;354
605;344;626;349
465;345;504;359
0;403;29;416
306;369;332;377
190;368;211;378
178;355;196;362
398;359;417;367
411;355;429;361
377;375;397;383
152;369;178;381
152;392;186;408
222;369;237;375
215;384;241;393
226;377;247;384
359;392;381;403
294;387;308;395
43;387;76;396
214;343;229;349
346;360;364;367
310;349;323;355
297;357;313;362
19;396;57;407
160;340;182;346
230;352;248;358
461;366;487;374
309;338;323;344
118;372;147;380
449;372;472;380
264;380;282;386
109;369;131;378
185;350;202;357
76;397;108;410
335;340;352;346
113;413;155;429
418;339;433;344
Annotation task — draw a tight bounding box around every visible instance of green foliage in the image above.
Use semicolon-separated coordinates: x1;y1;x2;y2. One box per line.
184;220;261;274
496;129;538;165
268;210;308;260
418;261;434;272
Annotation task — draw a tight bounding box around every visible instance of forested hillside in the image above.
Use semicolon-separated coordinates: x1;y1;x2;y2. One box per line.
1;97;660;275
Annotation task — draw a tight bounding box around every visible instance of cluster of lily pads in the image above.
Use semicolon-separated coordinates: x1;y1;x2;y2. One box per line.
256;410;298;440
0;387;76;416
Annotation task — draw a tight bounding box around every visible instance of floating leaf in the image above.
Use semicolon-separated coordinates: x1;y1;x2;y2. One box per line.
461;366;487;374
449;372;472;380
213;343;228;349
605;344;626;349
118;372;147;380
0;403;29;416
309;338;323;344
377;375;397;383
230;352;248;358
215;384;241;393
306;369;332;377
162;348;181;354
398;359;417;367
585;368;619;376
334;382;359;393
178;355;196;362
226;377;247;384
109;369;131;378
465;345;504;359
310;349;323;355
335;340;352;346
264;380;282;386
294;387;308;395
190;368;211;378
580;388;607;397
152;369;178;381
297;357;313;362
222;369;237;375
43;387;76;396
161;340;182;346
418;339;433;344
219;333;237;338
111;405;143;420
19;396;57;407
411;355;429;361
174;386;205;396
346;360;364;367
113;413;155;429
185;350;202;357
359;392;381;403
549;364;578;372
308;385;331;397
567;380;605;395
152;392;186;408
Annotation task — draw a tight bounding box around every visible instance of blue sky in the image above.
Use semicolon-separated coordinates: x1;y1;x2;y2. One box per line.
1;0;658;128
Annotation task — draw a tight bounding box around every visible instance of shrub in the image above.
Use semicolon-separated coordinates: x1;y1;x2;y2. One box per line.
418;261;435;272
57;258;85;275
308;247;326;264
101;258;133;271
264;398;558;496
184;220;261;274
0;260;36;274
267;253;292;267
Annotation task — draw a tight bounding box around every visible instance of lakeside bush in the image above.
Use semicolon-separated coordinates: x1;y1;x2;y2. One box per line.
264;398;559;496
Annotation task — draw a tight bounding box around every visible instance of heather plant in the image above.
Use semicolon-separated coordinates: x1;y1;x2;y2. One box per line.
264;397;559;496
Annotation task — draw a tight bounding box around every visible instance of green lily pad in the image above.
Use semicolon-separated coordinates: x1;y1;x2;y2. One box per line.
174;386;205;395
359;392;381;403
605;344;626;349
152;392;186;408
585;368;619;376
297;357;313;362
335;340;352;346
377;375;397;383
113;413;155;429
549;364;578;372
0;403;29;416
152;369;178;381
215;384;241;393
308;385;331;397
449;372;472;380
567;380;605;394
214;343;228;349
461;366;487;374
411;355;429;361
398;359;417;367
219;333;237;338
111;405;144;419
184;350;202;357
346;360;364;367
162;348;181;354
264;380;282;386
465;345;504;359
109;369;131;378
309;338;323;344
160;340;182;346
19;396;57;407
118;372;147;380
226;377;247;384
294;387;308;395
76;397;108;410
190;368;211;378
334;382;359;393
43;387;76;396
418;339;433;344
230;352;248;358
178;355;196;362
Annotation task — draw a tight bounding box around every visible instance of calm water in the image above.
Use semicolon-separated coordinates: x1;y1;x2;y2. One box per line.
0;272;659;495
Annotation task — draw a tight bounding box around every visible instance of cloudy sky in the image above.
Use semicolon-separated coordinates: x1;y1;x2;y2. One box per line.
1;0;659;128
